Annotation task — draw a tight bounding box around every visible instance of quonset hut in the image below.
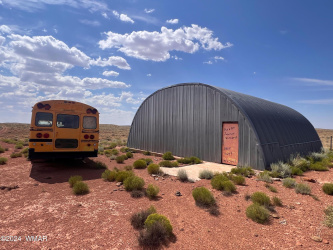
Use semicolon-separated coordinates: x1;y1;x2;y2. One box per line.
127;83;322;170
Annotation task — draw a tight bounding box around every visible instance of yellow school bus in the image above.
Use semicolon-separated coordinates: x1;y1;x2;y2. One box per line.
28;100;99;159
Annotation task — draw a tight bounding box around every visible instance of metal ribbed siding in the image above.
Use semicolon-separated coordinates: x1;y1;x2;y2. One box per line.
127;83;322;170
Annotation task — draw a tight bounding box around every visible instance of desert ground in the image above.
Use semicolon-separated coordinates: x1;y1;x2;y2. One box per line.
0;123;333;249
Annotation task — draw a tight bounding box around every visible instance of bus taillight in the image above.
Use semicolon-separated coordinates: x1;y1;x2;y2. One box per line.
86;109;92;114
36;133;42;138
44;133;50;138
37;103;44;109
84;134;89;139
92;109;97;114
90;135;94;139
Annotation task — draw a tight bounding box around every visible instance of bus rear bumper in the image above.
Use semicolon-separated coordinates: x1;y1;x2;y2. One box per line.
28;148;98;160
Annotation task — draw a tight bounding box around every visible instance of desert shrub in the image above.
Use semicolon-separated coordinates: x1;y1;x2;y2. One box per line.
126;152;133;158
138;221;168;247
324;206;333;228
308;151;327;162
133;160;147;169
162;151;175;160
322;183;333;195
199;169;214;179
177;169;188;182
0;157;8;165
15;143;23;149
131;206;157;229
101;170;117;182
251;192;271;207
73;181;89;195
146;184;160;199
145;213;173;235
270;161;292;178
309;159;329;171
140;158;153;165
231;166;255;177
192;187;216;207
232;175;246;185
159;160;179;168
125;165;133;171
10;152;22;158
177;156;202;165
116;155;125;163
120;147;128;153
109;142;117;149
246;203;270;224
115;171;134;182
69;175;83;187
211;174;229;190
289;155;310;172
0;146;4;153
124;176;145;191
282;177;296;188
221;180;237;194
295;183;311;195
147;164;160;175
21;147;28;154
257;171;273;183
94;161;107;169
291;167;303;176
272;196;283;207
109;155;117;160
265;184;277;193
131;190;145;198
143;151;151;155
110;149;119;155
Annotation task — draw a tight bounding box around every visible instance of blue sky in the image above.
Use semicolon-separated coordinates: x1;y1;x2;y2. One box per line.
0;0;332;128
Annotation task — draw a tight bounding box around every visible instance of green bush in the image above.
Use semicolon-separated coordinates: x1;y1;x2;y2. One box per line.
69;175;83;187
134;160;147;169
211;174;229;190
257;171;273;183
0;146;4;153
146;184;160;199
125;165;133;171
116;155;125;163
162;151;175;160
109;142;117;149
110;149;119;155
289;155;310;172
177;156;202;165
272;196;283;207
295;183;311;195
246;203;270;224
231;166;255;177
159;160;179;168
251;192;271;207
282;177;296;188
145;213;173;235
124;176;145;191
73;181;89;195
115;171;134;182
143;151;151;155
322;183;333;195
120;147;129;153
131;206;156;229
270;161;292;178
15;143;23;149
265;183;277;193
10;152;22;158
192;187;216;207
0;157;8;165
291;167;303;176
308;151;327;162
126;152;133;158
221;180;237;194
94;161;107;169
140;158;153;165
147;164;160;175
232;175;246;185
199;169;214;179
309;159;329;171
177;169;188;182
101;170;117;182
324;206;333;228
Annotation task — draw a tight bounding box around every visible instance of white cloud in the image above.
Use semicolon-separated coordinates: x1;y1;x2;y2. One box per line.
102;12;109;19
144;8;155;14
79;19;100;27
292;77;333;86
0;25;12;34
214;56;224;61
203;60;213;64
103;70;119;77
99;24;232;62
120;14;134;24
166;19;178;24
147;73;151;77
90;56;131;70
171;55;182;60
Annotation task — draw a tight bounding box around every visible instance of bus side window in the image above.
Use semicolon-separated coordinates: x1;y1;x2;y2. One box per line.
83;116;97;129
35;112;53;127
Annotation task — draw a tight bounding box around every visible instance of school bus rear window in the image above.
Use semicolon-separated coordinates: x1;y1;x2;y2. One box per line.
35;112;53;127
83;116;97;129
56;114;79;129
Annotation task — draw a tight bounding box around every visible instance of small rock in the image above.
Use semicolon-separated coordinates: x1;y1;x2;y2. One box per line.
175;191;182;196
118;188;125;191
113;189;118;191
254;234;258;237
279;219;287;225
152;174;157;177
311;236;322;242
272;214;280;219
289;205;295;210
296;241;302;246
295;202;301;205
116;182;122;187
323;239;329;244
208;230;210;232
33;183;39;186
162;193;165;195
302;177;316;183
155;177;159;181
180;228;184;231
162;177;165;180
237;209;241;213
271;178;281;181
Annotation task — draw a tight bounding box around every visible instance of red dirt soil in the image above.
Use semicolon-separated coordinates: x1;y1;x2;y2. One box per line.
0;141;333;249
